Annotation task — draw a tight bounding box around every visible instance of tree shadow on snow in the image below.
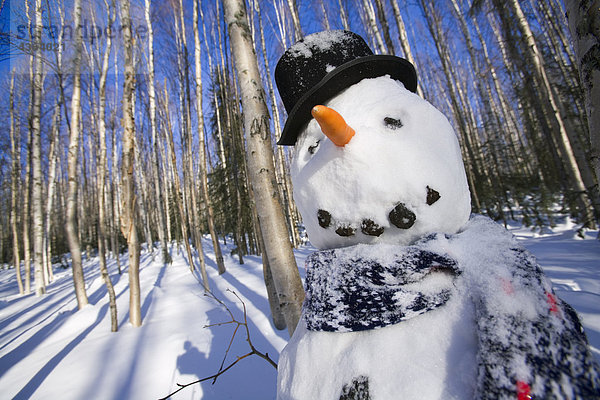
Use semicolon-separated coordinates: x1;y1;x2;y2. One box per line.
11;302;109;399
0;276;122;381
111;264;167;400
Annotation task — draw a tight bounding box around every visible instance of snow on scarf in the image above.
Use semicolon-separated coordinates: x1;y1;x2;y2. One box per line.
302;215;600;399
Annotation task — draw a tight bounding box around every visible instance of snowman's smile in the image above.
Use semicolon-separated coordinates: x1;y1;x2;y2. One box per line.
317;186;441;237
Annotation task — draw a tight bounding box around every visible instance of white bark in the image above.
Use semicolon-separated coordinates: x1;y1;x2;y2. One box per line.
286;0;303;41
337;0;350;31
65;0;89;309
98;0;118;332
44;101;60;285
144;0;170;264
9;72;24;295
361;0;386;54
119;0;142;327
31;15;46;293
223;0;305;336
161;83;199;285
194;0;226;275
566;0;600;220
389;0;424;98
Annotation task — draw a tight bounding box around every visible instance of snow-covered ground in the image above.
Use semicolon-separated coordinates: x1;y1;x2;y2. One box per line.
0;218;598;399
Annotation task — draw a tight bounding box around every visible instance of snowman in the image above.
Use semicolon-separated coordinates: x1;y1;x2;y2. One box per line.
274;31;600;400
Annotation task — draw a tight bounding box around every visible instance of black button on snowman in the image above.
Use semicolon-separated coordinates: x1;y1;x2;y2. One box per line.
274;31;600;400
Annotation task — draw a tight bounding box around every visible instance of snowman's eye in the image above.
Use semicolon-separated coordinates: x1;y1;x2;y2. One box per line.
384;117;403;130
308;140;320;155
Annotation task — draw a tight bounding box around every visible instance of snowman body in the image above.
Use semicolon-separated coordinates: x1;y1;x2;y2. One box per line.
277;76;475;400
277;279;478;400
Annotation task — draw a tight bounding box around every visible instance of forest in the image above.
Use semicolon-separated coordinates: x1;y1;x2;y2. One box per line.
0;0;598;334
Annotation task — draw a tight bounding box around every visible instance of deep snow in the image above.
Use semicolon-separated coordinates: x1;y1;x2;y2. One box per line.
0;218;599;399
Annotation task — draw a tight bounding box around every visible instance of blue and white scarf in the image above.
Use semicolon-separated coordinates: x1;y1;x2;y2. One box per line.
302;215;600;399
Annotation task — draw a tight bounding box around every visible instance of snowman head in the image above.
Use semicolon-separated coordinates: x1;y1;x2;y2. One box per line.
276;31;470;250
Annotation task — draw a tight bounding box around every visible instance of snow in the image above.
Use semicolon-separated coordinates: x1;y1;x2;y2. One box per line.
291;76;471;250
277;216;600;399
0;220;598;399
278;291;478;400
0;238;291;400
288;30;349;59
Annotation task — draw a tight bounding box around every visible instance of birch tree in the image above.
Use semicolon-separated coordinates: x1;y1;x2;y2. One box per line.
361;0;386;53
223;0;304;335
145;0;171;264
566;0;600;220
30;0;46;296
120;0;142;327
338;0;350;30
160;81;204;288
193;0;226;275
44;98;60;285
389;1;423;98
65;0;89;309
9;71;24;295
174;0;210;285
286;0;303;41
97;0;118;332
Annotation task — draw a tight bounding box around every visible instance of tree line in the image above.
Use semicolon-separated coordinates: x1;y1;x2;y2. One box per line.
0;0;598;334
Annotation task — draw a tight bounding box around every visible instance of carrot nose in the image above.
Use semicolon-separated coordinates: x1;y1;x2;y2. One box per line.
311;105;355;147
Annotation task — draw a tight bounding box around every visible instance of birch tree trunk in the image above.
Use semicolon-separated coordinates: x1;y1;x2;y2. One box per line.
133;133;154;253
175;0;210;284
65;0;89;309
145;0;171;264
9;71;24;295
98;0;118;332
119;0;142;327
23;1;34;296
193;0;226;275
361;0;386;53
373;0;394;53
286;0;303;41
31;0;47;296
566;0;600;221
255;0;300;248
23;122;31;290
319;0;331;30
160;82;205;288
389;0;424;97
44;100;60;285
223;0;304;336
111;40;122;275
338;0;350;30
111;123;122;275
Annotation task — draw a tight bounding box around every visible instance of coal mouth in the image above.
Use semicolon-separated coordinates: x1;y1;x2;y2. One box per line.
316;186;441;238
427;265;459;277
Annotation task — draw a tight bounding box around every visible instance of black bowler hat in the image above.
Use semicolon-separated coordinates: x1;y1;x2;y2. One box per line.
275;30;417;146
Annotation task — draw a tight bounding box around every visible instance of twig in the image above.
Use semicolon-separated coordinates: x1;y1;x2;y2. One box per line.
159;289;277;400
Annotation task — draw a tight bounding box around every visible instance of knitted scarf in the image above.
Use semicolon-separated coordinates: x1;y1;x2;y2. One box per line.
302;215;600;399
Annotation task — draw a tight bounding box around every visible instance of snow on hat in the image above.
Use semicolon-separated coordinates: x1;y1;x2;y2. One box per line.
275;30;417;146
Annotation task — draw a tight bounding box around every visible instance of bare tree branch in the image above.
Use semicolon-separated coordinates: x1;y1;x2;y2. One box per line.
158;290;277;400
